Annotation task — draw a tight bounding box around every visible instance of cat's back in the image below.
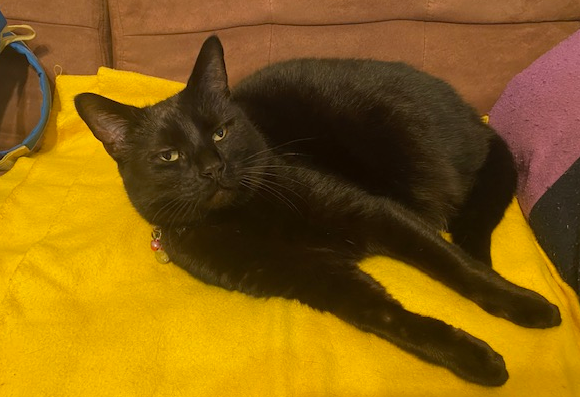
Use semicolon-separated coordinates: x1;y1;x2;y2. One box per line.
234;58;415;94
232;58;493;224
232;58;488;153
233;58;468;117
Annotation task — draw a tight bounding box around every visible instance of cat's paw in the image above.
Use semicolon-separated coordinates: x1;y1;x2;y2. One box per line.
482;288;561;329
447;329;508;386
506;292;561;328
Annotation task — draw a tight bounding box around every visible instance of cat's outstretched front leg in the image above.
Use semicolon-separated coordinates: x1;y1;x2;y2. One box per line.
312;267;509;387
299;172;561;330
364;205;561;329
163;228;508;386
335;199;562;329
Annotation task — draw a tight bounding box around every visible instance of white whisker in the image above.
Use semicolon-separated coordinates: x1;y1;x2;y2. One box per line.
240;137;316;163
242;175;303;216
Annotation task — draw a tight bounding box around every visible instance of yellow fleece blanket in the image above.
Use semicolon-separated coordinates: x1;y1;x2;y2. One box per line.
1;68;579;396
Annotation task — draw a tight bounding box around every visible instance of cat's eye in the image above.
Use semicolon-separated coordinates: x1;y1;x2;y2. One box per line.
159;150;180;162
212;126;228;142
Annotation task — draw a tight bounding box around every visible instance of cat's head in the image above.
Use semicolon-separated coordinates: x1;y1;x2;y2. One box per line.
75;36;269;226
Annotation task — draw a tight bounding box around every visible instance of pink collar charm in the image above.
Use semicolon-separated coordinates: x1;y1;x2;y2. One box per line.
151;227;170;264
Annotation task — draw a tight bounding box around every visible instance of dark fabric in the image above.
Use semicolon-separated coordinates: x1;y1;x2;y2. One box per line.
529;157;580;296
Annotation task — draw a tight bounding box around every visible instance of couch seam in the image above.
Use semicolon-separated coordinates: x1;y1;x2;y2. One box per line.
100;0;113;68
96;0;105;67
5;16;579;31
2;18;98;30
268;0;273;65
112;0;126;70
114;19;580;38
423;0;430;70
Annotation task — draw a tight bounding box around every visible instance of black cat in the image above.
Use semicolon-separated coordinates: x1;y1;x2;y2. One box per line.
75;36;561;386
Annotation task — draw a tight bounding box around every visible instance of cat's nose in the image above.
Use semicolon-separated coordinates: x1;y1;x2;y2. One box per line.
198;150;225;180
197;148;225;180
200;161;225;180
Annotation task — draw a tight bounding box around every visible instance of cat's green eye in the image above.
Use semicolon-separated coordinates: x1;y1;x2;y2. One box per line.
159;150;180;162
212;126;228;142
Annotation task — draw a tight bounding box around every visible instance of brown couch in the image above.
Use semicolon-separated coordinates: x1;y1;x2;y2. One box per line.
1;0;579;155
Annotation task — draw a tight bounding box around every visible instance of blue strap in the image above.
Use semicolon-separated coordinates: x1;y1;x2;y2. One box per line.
0;10;51;170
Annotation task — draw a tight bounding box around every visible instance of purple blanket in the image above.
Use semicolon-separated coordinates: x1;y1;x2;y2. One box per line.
490;29;580;294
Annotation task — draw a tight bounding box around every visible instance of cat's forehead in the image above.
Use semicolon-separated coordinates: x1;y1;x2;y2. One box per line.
153;94;225;125
142;98;205;140
136;92;234;150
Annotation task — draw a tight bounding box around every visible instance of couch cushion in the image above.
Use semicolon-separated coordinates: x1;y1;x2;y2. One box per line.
423;22;580;112
108;0;580;113
426;0;580;23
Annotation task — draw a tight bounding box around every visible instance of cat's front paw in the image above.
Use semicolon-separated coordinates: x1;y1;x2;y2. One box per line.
482;288;561;328
507;292;561;328
447;329;508;386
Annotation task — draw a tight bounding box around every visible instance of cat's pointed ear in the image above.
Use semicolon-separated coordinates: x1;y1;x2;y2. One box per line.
185;35;230;98
75;93;141;161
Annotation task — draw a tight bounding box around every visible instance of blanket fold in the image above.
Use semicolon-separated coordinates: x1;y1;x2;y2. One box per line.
1;68;579;396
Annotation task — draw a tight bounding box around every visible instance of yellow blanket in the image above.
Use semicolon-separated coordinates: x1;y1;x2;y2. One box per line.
1;68;579;396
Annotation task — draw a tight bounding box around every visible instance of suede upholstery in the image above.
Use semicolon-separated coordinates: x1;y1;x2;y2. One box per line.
1;0;579;154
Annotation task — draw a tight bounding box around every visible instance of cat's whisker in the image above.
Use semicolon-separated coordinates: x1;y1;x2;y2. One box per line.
240;179;286;211
242;175;303;216
164;196;195;227
242;137;316;161
152;197;183;223
243;170;311;192
186;199;199;222
242;162;303;168
242;152;310;162
179;199;197;225
168;200;190;229
242;164;310;173
243;171;304;196
239;137;316;164
190;196;202;220
164;201;184;227
239;179;273;203
239;178;263;197
240;153;311;168
262;179;308;207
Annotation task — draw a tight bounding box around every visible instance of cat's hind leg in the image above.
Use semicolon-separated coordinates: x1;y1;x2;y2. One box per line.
448;135;517;266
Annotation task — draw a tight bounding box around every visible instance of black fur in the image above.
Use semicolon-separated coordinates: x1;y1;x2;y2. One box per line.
75;36;561;386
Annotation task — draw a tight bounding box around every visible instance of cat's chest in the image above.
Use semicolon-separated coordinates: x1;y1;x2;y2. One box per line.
164;205;347;257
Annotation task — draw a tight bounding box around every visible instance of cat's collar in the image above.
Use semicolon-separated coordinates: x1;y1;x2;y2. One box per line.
150;226;170;264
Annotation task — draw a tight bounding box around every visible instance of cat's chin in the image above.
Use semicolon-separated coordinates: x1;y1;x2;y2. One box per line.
205;186;237;210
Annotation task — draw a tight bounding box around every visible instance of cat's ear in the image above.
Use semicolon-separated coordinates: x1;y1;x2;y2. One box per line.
75;93;141;161
185;35;230;98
